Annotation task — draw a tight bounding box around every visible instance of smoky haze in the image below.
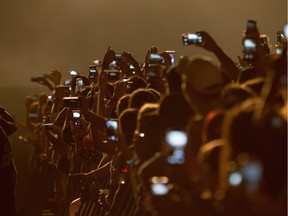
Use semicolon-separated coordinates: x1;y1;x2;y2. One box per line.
0;0;286;87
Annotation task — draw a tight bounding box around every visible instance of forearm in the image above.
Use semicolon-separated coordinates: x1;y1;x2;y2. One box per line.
105;98;118;117
50;98;62;122
131;62;143;78
213;46;239;81
97;81;107;117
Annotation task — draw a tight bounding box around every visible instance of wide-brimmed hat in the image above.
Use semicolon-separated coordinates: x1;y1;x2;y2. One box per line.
177;56;225;95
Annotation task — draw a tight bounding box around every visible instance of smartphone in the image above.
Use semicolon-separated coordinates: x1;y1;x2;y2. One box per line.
165;130;187;165
76;78;83;91
149;53;164;64
72;110;81;126
47;95;53;102
284;24;288;38
115;53;124;60
30;95;38;101
94;59;102;67
243;37;257;60
122;77;130;82
242;161;263;194
165;50;176;65
69;70;78;76
146;64;161;78
246;20;257;31
147;71;157;78
28;113;38;119
89;65;97;79
63;97;80;107
105;70;121;80
276;31;285;45
109;61;117;68
228;171;243;187
89;65;97;73
150;176;169;196
129;65;136;75
106;119;119;141
64;80;71;86
182;33;203;45
126;81;133;89
165;130;188;149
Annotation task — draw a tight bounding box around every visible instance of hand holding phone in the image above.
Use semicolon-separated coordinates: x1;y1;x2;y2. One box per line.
148;53;164;64
72;110;81;126
150;176;170;196
115;53;124;61
89;65;97;79
105;69;121;81
63;97;80;107
243;37;257;60
106;119;119;141
165;129;188;165
182;33;203;45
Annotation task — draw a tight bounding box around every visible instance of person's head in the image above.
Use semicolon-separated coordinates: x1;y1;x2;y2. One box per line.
221;98;287;198
116;94;131;117
177;56;226;113
165;65;182;94
134;103;161;161
129;88;159;109
159;93;194;132
221;83;257;109
147;88;161;101
119;108;138;146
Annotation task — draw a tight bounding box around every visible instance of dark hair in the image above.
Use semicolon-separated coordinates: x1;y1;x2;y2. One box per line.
165;66;182;94
134;103;161;160
147;88;161;101
159;93;194;130
119;108;138;146
129;88;158;109
221;83;257;109
116;94;131;117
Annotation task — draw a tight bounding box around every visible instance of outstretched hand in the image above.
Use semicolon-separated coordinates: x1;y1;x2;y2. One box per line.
49;69;62;86
145;46;158;66
102;47;116;68
195;31;219;52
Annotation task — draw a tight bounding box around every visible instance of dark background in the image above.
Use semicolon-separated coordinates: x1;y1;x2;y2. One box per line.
0;0;286;213
0;0;287;88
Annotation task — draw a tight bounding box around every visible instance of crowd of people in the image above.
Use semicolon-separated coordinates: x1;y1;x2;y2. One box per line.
1;20;287;216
